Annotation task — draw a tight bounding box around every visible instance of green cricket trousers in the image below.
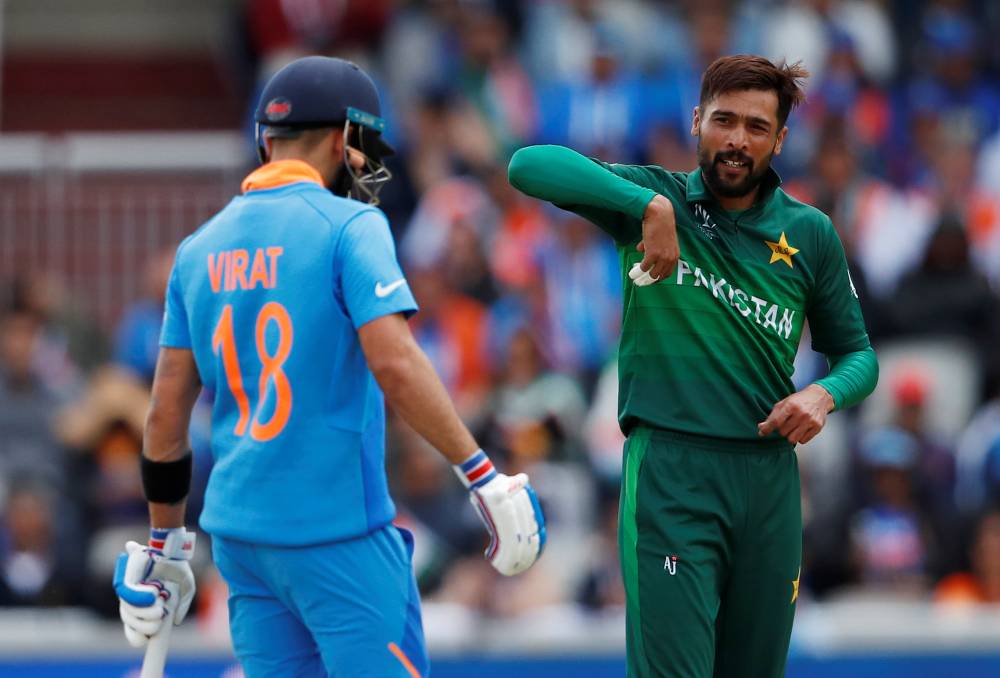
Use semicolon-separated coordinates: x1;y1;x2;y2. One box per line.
619;426;801;678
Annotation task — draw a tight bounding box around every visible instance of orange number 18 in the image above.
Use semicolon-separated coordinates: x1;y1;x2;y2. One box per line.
212;302;294;442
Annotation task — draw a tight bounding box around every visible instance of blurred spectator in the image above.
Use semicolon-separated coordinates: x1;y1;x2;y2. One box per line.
955;381;1000;515
451;3;535;161
849;427;934;594
935;508;1000;605
583;357;626;483
889;217;1000;375
976;126;1000;195
646;123;696;172
576;483;625;613
54;367;151;528
387;418;483;592
908;4;1000;146
443;217;501;305
481;326;595;587
650;0;735;144
113;249;174;383
381;2;462;116
484;326;587;467
0;484;82;607
523;0;683;84
540;211;621;382
402;90;482;194
429;543;565;619
534;24;652;162
806;32;892;164
925;135;1000;289
763;0;896;87
406;266;492;421
758;0;896;174
873;369;962;577
402;176;500;270
888;371;957;503
783;118;885;334
0;310;67;497
245;0;391;79
13;272;108;379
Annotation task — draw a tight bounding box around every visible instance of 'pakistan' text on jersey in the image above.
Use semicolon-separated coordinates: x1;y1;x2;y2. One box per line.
567;165;869;441
160;160;417;546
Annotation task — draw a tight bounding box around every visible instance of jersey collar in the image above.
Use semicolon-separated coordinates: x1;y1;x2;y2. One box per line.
241;159;324;194
685;166;782;206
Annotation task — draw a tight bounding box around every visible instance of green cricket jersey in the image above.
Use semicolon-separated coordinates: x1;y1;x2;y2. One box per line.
510;147;871;441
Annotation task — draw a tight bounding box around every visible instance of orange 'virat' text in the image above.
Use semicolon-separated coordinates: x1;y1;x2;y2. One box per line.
208;247;284;293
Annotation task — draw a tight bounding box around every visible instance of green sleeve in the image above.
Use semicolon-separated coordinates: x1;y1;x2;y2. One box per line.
508;145;658;244
814;346;879;411
807;217;871;355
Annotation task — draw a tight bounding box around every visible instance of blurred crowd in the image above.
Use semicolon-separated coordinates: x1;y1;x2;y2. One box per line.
2;0;1000;635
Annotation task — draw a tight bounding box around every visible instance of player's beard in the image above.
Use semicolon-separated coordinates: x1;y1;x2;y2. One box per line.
697;140;774;199
328;164;354;197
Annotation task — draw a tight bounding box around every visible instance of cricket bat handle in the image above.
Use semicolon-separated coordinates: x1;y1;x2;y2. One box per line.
140;581;180;678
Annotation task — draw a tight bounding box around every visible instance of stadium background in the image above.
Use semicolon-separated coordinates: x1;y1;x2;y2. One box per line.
1;0;1000;675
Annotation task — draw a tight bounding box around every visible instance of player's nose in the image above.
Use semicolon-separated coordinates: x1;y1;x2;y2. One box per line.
726;126;749;151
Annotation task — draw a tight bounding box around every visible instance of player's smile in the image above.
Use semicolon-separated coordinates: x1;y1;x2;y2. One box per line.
716;152;753;179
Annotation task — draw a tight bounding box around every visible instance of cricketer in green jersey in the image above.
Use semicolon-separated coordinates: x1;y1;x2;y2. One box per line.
508;55;878;678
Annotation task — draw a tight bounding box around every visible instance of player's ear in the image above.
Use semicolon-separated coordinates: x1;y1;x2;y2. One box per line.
691;106;701;137
330;127;346;160
774;126;788;155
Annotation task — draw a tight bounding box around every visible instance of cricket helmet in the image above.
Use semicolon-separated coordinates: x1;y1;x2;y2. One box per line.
254;56;394;203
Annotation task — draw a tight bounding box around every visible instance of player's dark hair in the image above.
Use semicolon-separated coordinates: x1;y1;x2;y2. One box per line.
699;55;809;128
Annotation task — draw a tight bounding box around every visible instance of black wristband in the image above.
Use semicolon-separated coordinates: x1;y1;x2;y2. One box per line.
141;452;193;504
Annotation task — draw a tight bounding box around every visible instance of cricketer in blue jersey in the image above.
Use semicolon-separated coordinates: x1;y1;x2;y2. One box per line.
112;57;545;678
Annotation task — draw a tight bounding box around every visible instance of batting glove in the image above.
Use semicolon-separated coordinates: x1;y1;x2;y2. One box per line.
113;527;196;648
454;450;546;576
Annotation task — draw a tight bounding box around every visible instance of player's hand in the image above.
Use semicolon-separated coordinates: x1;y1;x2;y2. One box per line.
113;528;196;648
757;384;835;445
469;473;546;576
630;194;679;286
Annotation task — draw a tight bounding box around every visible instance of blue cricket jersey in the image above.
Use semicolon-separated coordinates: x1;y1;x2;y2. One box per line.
160;160;418;546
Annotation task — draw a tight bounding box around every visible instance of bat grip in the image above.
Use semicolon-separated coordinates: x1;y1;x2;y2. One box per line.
140;580;180;678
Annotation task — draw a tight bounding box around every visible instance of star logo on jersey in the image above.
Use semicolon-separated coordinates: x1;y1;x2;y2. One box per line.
375;278;407;298
791;567;800;604
765;232;799;268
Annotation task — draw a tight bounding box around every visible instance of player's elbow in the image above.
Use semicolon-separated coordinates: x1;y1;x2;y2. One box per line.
508;145;550;193
368;350;416;395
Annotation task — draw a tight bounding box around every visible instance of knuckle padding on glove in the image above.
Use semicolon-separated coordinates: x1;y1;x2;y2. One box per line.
471;493;500;560
113;551;158;607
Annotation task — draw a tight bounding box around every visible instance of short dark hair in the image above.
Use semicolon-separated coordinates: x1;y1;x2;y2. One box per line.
699;55;809;128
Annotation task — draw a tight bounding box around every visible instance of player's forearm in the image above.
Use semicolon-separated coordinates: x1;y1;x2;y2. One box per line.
373;343;479;465
508;145;657;219
143;409;193;528
143;349;202;529
144;403;193;463
813;346;879;411
147;500;187;528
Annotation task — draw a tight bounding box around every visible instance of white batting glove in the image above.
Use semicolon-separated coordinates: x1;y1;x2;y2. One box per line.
113;527;196;648
629;261;660;287
454;450;546;576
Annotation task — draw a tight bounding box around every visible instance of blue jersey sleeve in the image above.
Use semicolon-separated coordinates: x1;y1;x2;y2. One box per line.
336;209;418;328
159;256;192;348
